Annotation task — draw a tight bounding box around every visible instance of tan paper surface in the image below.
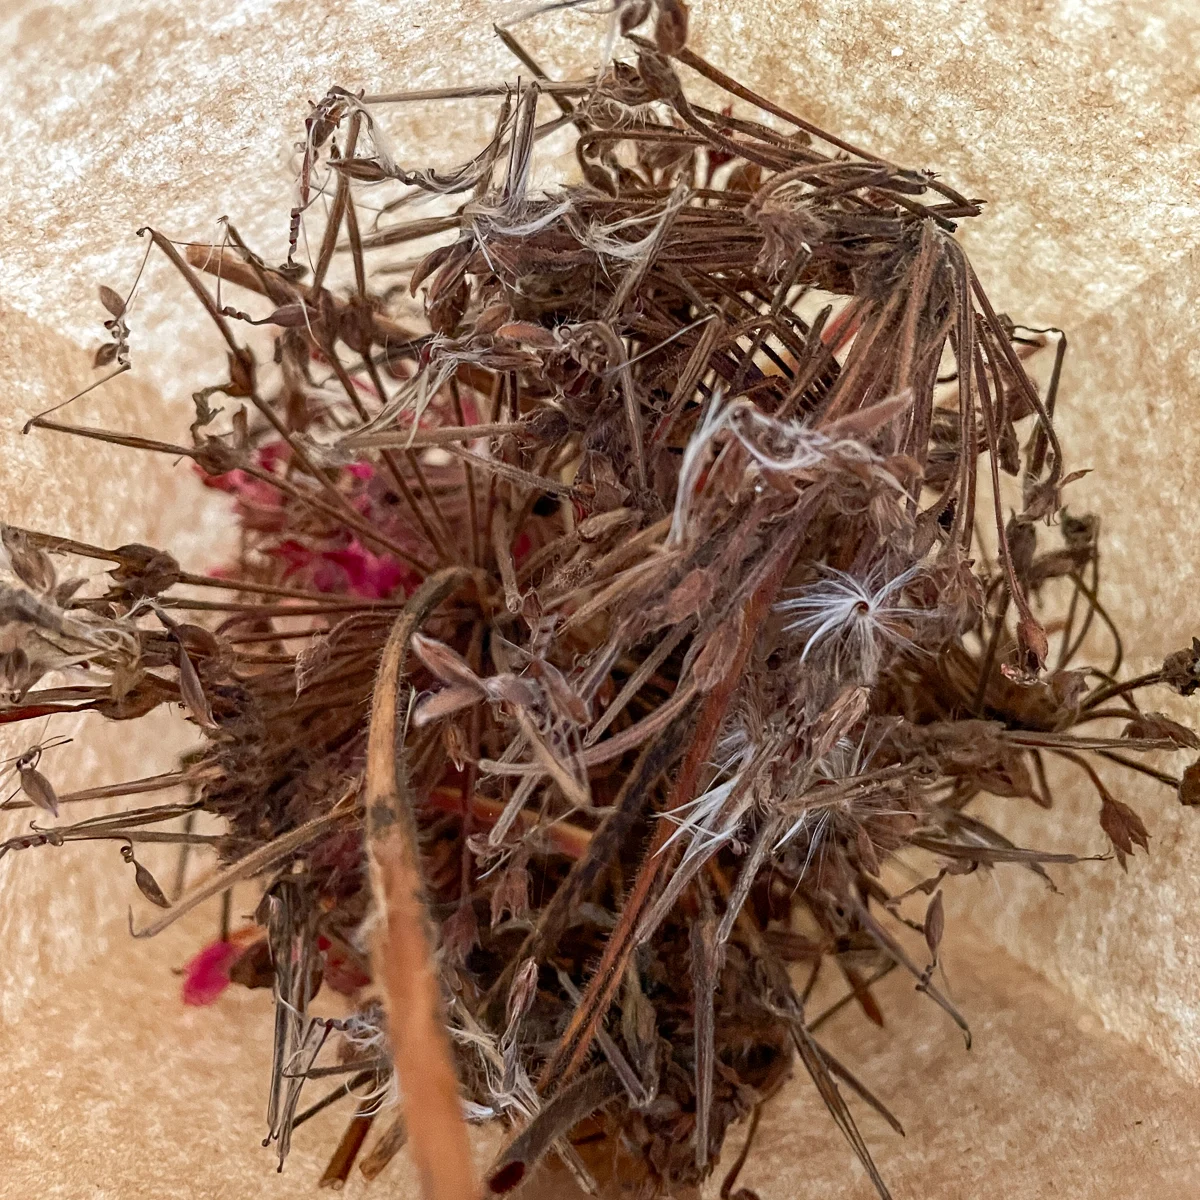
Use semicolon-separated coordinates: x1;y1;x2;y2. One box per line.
3;0;1200;1194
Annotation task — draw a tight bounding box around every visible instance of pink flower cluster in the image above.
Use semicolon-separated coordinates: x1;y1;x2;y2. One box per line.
198;444;414;599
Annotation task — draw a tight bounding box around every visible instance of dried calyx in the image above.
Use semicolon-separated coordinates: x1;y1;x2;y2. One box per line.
4;7;1197;1199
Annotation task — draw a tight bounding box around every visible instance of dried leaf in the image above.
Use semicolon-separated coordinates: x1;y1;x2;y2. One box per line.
98;284;126;317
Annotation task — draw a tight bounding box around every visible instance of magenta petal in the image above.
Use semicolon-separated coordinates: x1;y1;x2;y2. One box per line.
181;940;241;1006
256;440;291;471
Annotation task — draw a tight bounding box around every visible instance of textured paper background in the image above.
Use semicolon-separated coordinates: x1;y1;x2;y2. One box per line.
2;0;1200;1194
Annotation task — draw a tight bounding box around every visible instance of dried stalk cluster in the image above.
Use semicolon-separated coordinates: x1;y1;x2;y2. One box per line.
5;9;1199;1199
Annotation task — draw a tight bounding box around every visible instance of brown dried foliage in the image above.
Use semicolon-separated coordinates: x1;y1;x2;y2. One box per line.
4;11;1198;1200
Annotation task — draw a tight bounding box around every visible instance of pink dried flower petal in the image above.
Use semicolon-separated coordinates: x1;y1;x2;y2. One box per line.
182;940;242;1006
198;467;249;495
196;465;283;511
236;478;285;509
257;441;291;471
267;538;316;579
323;540;408;599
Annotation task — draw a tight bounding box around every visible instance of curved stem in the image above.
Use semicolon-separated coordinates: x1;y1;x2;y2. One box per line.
364;567;480;1200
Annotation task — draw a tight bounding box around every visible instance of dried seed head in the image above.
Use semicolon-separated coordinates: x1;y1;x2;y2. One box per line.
1163;639;1200;696
776;565;926;683
9;20;1199;1200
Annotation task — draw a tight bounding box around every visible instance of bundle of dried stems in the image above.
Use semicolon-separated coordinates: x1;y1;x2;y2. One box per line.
4;4;1198;1197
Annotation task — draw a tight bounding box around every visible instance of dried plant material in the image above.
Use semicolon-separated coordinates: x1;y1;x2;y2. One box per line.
5;9;1199;1200
121;842;171;909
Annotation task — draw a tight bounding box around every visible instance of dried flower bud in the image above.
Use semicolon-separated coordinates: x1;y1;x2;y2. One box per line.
1;526;56;594
636;49;685;104
528;658;589;726
53;577;86;607
474;302;513;335
228;939;275;989
491;858;531;929
484;673;540;711
174;623;222;659
334;157;391;182
441;902;479;968
1005;516;1036;587
1162;639;1200;696
1122;712;1200;750
261;303;312;328
516;407;571;445
495;322;559;350
1016;613;1049;675
1098;795;1150;870
654;0;689;54
108;543;181;599
1061;510;1098;550
414;684;483;727
227;348;255;397
443;722;468;771
410;242;456;296
1179;761;1200;807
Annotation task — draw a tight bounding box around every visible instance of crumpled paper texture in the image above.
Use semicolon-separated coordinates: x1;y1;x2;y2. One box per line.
3;0;1200;1194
